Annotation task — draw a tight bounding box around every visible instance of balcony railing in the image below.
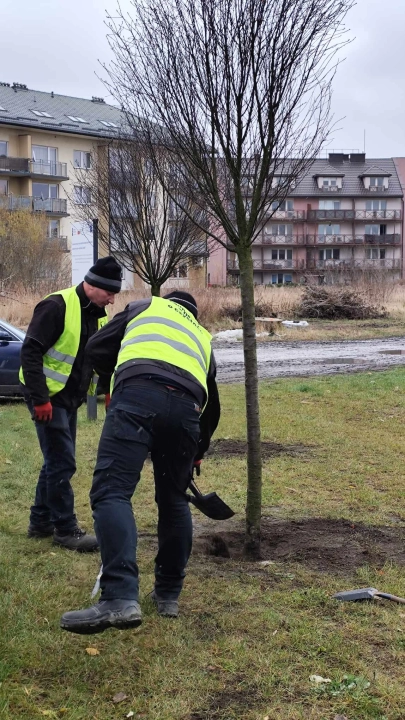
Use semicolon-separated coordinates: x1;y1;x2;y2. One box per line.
307;259;401;270
307;234;401;246
265;209;306;220
0;195;68;214
308;209;402;221
257;234;306;245
0;156;30;174
228;259;302;271
30;160;68;178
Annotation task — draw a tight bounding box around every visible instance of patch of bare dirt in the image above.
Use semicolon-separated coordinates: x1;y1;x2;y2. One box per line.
192;517;405;573
207;439;313;458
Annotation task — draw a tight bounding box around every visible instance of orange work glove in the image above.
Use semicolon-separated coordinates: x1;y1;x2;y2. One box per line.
105;393;111;412
33;401;53;423
193;459;202;476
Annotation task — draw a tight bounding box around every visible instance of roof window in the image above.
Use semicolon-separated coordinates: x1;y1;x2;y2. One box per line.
67;115;89;123
99;120;119;128
31;110;53;118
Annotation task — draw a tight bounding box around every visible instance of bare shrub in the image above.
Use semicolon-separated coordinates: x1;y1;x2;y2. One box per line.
298;285;387;320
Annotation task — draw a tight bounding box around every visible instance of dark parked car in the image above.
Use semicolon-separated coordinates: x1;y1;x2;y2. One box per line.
0;319;25;396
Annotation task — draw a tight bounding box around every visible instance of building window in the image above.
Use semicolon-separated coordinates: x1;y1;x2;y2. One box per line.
172;264;188;278
369;177;384;187
365;224;386;235
32;145;58;175
319;200;340;210
271;273;292;284
318;224;341;235
0;179;8;195
271;200;293;211
31;110;53;118
271;248;292;260
47;220;59;238
322;178;338;188
268;224;293;236
32;182;58;199
74;186;91;204
319;248;340;260
0;140;7;157
366;200;387;211
366;248;385;260
99;120;119;128
67;115;88;123
74;150;92;169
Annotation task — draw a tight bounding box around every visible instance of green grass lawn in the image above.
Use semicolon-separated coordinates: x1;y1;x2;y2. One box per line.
1;371;405;719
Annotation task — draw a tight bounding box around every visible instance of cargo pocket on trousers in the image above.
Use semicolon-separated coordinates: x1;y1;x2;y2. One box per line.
179;419;200;459
112;405;155;445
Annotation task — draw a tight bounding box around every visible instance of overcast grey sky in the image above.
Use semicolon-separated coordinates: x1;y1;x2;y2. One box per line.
1;0;404;157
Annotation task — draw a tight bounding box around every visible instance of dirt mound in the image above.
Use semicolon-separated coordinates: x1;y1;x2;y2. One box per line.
207;439;313;458
193;517;405;573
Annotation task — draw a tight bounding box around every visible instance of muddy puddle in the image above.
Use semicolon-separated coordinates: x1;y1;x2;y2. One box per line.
215;337;405;382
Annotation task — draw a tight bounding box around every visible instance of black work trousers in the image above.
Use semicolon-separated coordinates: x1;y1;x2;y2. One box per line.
28;401;78;533
90;380;201;601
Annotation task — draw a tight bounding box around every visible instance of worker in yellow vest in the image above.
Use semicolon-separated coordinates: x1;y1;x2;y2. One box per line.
20;256;122;552
61;291;220;633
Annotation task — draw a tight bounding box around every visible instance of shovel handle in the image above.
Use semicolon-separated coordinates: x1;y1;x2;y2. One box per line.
376;592;405;605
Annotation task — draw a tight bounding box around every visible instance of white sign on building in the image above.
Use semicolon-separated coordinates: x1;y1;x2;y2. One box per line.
71;221;94;285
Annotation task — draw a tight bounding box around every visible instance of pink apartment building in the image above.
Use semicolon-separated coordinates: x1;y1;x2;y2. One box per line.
208;153;405;286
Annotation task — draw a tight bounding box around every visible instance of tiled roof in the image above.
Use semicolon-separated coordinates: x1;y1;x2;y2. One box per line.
291;157;402;197
0;84;127;138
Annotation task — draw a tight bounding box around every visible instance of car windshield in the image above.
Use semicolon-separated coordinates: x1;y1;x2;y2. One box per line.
0;319;26;341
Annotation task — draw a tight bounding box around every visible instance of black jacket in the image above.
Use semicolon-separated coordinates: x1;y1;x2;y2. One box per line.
85;299;220;460
20;283;108;411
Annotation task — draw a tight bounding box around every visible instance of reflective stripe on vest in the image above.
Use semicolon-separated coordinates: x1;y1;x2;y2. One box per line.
20;287;107;397
115;297;212;395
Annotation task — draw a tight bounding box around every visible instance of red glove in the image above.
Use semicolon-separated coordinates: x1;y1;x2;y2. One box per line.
105;393;111;411
193;460;202;476
33;401;53;423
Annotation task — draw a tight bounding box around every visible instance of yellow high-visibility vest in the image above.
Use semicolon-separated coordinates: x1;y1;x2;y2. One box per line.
19;286;107;397
114;296;212;397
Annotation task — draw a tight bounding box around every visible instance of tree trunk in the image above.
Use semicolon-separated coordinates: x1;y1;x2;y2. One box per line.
151;284;161;297
237;243;262;557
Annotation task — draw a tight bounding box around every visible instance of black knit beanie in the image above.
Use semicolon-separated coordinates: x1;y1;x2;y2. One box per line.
163;291;198;319
85;256;122;293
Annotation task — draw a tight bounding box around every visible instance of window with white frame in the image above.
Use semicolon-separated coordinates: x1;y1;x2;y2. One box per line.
0;140;7;156
271;273;292;284
271;248;292;260
74;185;91;204
31;110;53;118
365;224;386;235
369;176;384;187
32;145;57;174
0;179;8;195
319;248;340;260
74;150;92;169
172;264;188;278
322;178;338;188
47;220;59;238
67;115;88;123
271;200;293;211
366;248;385;260
269;224;293;236
366;200;387;210
318;224;341;235
99;120;119;128
32;182;58;199
319;200;341;210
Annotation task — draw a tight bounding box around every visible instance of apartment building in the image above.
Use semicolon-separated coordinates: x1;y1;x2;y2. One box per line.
0;82;206;290
208;152;405;286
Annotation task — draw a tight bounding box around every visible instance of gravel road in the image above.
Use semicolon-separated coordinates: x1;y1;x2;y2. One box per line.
214;336;405;383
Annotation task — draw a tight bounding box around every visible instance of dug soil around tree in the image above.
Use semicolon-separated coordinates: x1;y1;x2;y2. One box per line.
207;438;313;458
192;517;405;573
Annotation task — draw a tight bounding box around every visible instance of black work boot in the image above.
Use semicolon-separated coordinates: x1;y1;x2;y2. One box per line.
60;599;142;634
53;527;99;553
151;591;179;618
27;523;54;538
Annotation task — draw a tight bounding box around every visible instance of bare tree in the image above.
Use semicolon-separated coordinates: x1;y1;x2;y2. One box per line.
0;208;68;292
104;0;353;554
73;139;208;296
